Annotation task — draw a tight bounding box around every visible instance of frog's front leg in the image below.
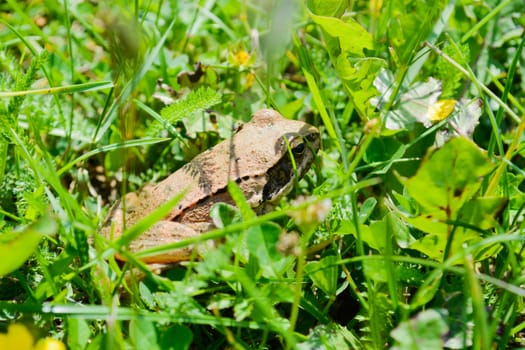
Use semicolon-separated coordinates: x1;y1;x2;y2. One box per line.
120;221;215;264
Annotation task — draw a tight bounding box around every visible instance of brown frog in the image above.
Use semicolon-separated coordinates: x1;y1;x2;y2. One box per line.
101;109;320;264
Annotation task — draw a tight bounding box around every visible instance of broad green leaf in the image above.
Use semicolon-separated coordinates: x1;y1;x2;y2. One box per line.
391;190;414;213
311;15;373;57
410;272;443;310
363;258;388;283
297;323;362;349
368;212;414;252
405;210;449;237
457;197;507;230
67;318;90;350
279;97;305;119
336;56;384;118
159;326;193;350
337;221;377;250
342;212;412;253
358;197;377;224
409;230;480;261
307;0;346;17
405;197;506;238
129;318;160;350
407;198;504;261
386;212;414;249
367;220;387;252
245;222;282;278
399;138;503;261
304;255;339;296
210;202;241;229
390;309;448;350
139;282;157;309
0;215;57;276
401;137;494;213
310;12;383;119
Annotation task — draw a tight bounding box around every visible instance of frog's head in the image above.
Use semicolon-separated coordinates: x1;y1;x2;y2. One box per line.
247;109;320;204
202;109;320;211
262;128;319;203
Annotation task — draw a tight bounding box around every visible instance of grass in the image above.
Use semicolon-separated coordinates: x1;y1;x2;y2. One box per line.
1;0;525;349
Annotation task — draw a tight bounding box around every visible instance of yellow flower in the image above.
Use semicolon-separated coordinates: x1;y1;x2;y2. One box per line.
0;324;34;350
35;338;67;350
0;324;66;350
427;99;456;123
233;49;251;66
228;46;256;68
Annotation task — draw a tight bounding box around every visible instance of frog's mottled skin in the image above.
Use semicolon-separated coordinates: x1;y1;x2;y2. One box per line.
101;109;320;263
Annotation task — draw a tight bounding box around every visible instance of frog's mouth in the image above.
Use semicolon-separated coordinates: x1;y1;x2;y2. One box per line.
262;132;318;203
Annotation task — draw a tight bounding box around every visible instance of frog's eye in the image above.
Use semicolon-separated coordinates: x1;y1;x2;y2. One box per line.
292;142;305;155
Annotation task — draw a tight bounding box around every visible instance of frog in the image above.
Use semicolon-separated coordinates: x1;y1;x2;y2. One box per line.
100;109;320;264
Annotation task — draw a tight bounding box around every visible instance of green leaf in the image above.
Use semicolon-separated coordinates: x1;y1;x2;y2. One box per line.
304;255;339;297
298;323;362;349
129;317;160;350
209;202;241;229
146;87;222;137
335;56;384;117
401;137;494;213
245;222;282;277
436;43;470;98
307;0;347;17
409;230;480;261
376;0;442;66
390;309;449;350
458;197;507;230
0;215;57;276
358;197;377;224
159;325;193;350
341;212;413;253
66;318;91;350
410;272;443;310
139;282;157;309
336;221;377;250
387;212;415;249
363;258;388;283
311;14;373;57
365;221;387;252
399;138;504;261
227;180;256;220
